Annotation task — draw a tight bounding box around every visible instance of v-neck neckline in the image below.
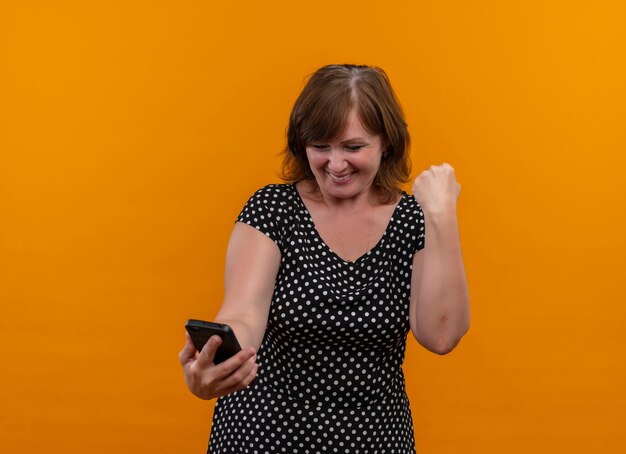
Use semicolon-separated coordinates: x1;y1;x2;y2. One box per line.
291;184;406;265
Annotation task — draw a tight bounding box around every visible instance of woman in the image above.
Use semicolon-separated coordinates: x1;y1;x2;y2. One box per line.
179;64;470;453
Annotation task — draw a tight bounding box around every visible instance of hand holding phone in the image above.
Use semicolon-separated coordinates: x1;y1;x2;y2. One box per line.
180;319;257;400
185;319;242;364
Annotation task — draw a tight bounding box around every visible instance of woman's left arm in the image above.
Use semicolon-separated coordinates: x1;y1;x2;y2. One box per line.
409;163;470;355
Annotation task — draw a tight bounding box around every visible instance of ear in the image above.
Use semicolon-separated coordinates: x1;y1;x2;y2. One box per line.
381;137;390;157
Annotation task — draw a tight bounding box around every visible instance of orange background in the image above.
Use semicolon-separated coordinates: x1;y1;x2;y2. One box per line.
1;1;625;453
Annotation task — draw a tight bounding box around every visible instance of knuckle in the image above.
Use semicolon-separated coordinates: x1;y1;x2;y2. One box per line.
199;376;215;391
188;363;199;378
231;369;246;383
200;350;213;362
220;361;236;375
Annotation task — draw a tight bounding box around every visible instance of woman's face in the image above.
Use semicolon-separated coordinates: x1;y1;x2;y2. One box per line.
305;110;384;201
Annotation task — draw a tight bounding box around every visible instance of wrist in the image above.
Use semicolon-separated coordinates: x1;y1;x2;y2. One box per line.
422;206;458;224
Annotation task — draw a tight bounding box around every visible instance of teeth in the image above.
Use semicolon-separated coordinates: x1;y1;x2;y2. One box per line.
328;172;351;182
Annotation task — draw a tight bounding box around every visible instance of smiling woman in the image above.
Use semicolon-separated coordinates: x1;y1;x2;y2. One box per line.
283;64;412;204
179;64;470;453
305;110;385;201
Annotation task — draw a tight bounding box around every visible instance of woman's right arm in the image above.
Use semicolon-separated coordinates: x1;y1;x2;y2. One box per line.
179;222;281;400
215;221;282;349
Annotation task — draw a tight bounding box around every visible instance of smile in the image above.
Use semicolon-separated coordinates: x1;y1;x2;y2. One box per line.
327;172;354;183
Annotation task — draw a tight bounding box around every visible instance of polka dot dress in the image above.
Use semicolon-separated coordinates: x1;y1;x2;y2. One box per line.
208;184;425;453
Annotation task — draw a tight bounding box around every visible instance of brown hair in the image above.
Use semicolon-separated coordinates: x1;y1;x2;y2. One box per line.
281;64;411;203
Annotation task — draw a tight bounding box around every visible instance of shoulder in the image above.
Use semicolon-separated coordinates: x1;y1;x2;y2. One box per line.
236;184;299;249
397;192;426;252
246;183;296;205
400;192;425;218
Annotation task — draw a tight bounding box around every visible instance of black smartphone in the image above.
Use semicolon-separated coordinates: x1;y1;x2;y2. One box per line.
185;319;242;364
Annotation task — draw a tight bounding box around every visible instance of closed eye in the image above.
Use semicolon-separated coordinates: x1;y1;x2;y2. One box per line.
311;144;330;150
346;145;364;151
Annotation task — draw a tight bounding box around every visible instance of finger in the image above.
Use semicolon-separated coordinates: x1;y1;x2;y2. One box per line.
219;356;257;390
195;335;222;368
219;361;259;396
212;347;256;380
179;334;198;366
232;362;259;392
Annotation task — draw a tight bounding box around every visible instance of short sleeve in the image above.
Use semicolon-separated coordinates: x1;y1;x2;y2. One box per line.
235;184;290;251
406;195;426;254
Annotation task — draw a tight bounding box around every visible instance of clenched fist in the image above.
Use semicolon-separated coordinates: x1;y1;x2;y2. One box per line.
412;163;461;216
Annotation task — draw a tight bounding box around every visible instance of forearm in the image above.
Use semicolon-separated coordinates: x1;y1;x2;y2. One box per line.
411;210;470;354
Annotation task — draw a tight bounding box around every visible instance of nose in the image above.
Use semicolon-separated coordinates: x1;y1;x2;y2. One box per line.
327;149;348;173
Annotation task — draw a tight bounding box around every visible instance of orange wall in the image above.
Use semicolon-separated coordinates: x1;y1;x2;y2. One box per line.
1;1;625;453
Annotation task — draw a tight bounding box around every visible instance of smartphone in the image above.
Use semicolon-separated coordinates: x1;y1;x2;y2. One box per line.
185;319;242;364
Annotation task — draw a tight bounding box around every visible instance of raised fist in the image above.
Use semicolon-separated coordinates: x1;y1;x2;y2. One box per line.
412;163;461;216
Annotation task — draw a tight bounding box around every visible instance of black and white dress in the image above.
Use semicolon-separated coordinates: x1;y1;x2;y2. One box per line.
208;184;425;453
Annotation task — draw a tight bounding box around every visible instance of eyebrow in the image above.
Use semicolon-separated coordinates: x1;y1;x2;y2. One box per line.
339;137;368;144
